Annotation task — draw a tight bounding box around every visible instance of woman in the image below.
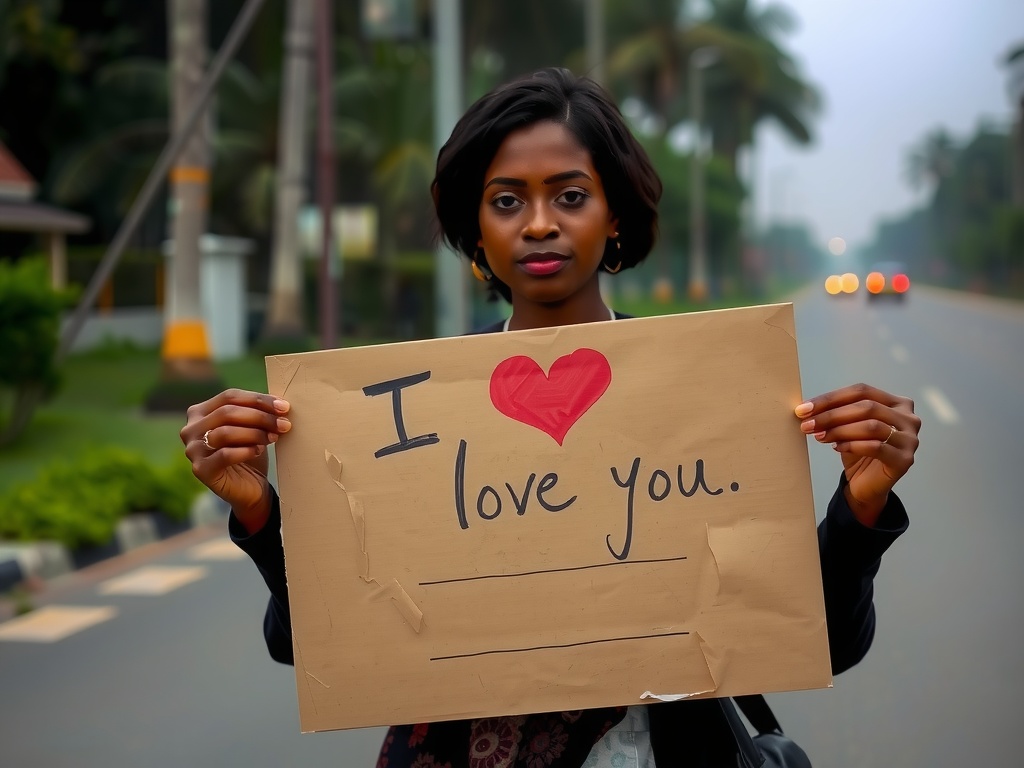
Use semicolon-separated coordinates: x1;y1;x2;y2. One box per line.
181;68;920;767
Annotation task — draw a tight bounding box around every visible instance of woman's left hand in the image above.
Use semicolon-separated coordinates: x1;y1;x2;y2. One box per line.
795;384;921;527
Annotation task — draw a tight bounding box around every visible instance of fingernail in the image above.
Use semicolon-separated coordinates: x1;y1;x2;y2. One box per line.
800;419;815;433
277;418;291;432
814;431;827;441
795;402;813;417
831;443;840;451
268;433;279;443
273;399;290;413
255;445;265;456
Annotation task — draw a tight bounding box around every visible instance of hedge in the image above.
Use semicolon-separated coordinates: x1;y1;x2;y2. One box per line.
0;447;205;550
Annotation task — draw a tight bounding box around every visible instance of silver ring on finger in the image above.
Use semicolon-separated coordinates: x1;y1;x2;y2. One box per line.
880;424;898;446
203;429;214;450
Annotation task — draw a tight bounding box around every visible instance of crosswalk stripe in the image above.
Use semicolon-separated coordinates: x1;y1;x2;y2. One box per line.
98;566;208;596
189;539;246;561
0;606;118;643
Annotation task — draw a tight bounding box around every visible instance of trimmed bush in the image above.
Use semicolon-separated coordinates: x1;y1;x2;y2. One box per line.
0;447;205;549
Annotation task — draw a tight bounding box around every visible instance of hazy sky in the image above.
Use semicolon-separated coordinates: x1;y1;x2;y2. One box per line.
751;0;1024;250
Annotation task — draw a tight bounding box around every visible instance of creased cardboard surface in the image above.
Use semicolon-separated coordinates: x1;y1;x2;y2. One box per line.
266;303;831;733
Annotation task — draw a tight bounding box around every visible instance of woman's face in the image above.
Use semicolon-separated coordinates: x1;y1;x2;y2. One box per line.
477;120;618;310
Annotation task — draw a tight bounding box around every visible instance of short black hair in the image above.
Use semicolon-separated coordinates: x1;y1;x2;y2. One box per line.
432;67;663;302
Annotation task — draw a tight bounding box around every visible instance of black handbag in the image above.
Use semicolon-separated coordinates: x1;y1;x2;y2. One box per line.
719;694;812;768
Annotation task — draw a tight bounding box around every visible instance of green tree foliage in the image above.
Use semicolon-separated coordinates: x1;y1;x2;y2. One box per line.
756;222;825;281
0;447;203;549
0;257;74;445
0;0;157;204
49;56;285;239
864;123;1022;295
904;128;956;192
700;0;821;173
640;134;744;282
600;0;816;294
0;0;80;88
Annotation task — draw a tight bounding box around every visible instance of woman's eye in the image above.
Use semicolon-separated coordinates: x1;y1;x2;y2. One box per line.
491;194;521;210
558;189;589;207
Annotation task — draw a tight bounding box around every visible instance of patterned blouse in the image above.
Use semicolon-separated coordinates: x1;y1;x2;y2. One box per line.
372;706;655;768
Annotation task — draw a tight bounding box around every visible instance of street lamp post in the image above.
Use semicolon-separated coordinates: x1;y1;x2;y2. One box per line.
315;0;336;349
585;0;605;85
687;47;718;303
433;0;469;337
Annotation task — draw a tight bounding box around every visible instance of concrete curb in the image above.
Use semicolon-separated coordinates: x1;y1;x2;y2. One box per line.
0;491;230;589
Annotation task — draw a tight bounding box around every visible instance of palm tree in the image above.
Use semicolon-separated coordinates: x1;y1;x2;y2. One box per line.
905;127;957;193
699;0;821;175
605;0;763;135
51;56;284;237
603;0;762;299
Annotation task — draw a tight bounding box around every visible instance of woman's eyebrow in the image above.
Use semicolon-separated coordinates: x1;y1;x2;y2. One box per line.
543;170;593;184
484;176;526;189
483;170;594;190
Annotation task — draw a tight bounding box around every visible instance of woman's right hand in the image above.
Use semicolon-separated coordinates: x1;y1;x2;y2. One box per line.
180;389;291;535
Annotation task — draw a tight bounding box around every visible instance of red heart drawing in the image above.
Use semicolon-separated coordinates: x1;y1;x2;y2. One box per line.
489;348;612;445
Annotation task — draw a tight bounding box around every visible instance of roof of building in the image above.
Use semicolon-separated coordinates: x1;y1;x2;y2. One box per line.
0;141;91;234
0;199;91;234
0;142;37;200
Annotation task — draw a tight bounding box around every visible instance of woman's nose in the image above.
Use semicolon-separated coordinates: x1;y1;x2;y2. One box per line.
522;206;559;240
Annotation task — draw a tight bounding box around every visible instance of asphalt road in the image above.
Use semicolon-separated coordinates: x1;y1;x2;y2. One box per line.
0;285;1020;767
770;285;1024;766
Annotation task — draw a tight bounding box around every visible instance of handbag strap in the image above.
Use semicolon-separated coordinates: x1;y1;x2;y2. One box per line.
718;698;766;768
733;694;784;735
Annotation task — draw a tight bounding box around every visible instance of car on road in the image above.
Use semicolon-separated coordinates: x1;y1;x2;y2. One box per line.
865;261;910;302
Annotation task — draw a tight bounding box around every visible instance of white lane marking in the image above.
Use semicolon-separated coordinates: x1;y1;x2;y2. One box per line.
891;344;909;363
0;606;118;643
98;566;208;596
922;386;960;425
189;539;246;561
877;325;890;340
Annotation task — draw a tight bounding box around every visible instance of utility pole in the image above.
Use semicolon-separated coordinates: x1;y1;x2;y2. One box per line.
159;0;220;390
264;0;315;345
585;0;614;303
316;0;337;348
433;0;468;337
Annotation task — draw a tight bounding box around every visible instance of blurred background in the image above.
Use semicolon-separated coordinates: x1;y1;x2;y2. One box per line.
1;1;1022;766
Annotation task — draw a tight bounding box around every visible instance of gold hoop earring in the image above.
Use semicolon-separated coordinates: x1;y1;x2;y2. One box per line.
471;253;491;282
603;234;623;273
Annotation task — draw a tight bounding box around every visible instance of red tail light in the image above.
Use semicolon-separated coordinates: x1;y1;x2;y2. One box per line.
892;274;910;293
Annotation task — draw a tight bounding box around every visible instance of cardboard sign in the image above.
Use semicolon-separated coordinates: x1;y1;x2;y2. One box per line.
266;303;831;733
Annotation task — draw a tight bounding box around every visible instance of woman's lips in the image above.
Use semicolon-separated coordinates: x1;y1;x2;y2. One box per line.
517;253;568;276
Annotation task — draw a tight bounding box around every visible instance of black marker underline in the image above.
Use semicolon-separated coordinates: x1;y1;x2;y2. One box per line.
419;556;687;587
430;631;690;661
